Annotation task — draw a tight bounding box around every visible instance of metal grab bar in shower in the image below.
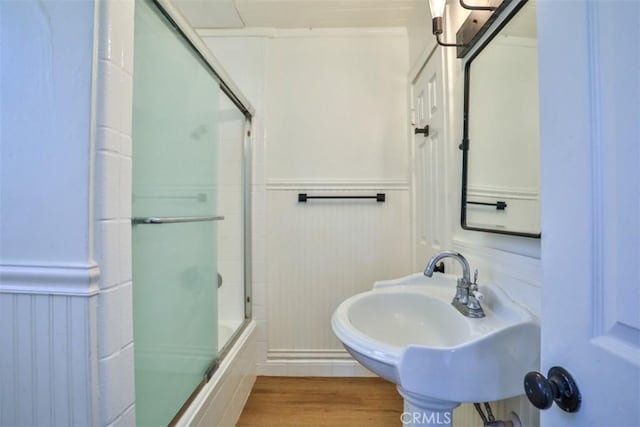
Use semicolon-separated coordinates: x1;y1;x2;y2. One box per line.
132;215;225;225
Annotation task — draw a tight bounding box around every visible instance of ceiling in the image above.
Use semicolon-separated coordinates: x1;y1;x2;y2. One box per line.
172;0;424;29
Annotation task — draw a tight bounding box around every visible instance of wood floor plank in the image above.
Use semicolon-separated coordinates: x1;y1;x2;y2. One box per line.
236;377;403;426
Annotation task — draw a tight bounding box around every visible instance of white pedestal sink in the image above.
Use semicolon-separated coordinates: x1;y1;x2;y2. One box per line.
331;273;540;426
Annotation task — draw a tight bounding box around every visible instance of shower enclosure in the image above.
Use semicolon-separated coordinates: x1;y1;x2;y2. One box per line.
131;1;252;425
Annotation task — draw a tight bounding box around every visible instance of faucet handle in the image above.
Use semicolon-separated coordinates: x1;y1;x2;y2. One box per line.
470;270;483;301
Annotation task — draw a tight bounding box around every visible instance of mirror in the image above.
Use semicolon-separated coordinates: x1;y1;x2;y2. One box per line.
461;0;540;238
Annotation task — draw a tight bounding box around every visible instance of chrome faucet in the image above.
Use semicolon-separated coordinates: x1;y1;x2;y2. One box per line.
424;250;485;318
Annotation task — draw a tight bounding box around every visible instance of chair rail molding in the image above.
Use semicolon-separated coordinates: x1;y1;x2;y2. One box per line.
266;179;410;191
0;263;100;296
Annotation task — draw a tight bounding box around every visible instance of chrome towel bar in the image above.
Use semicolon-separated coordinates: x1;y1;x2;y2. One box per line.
132;215;224;225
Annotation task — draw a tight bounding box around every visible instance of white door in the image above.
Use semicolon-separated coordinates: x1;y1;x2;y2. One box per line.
412;48;448;271
538;0;640;425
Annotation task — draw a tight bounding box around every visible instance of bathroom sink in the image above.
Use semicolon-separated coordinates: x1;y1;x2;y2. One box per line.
331;273;540;405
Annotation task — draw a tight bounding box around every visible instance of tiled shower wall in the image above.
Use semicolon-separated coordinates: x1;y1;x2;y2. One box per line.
200;34;269;374
93;0;136;425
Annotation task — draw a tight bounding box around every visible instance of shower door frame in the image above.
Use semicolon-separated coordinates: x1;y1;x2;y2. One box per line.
142;0;255;423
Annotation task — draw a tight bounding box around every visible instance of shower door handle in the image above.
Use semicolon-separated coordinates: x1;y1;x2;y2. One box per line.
132;215;225;225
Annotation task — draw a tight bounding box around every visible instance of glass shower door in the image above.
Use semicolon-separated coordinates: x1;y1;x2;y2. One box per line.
132;1;221;425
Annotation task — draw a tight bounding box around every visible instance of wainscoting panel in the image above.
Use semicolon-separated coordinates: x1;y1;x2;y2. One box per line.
0;290;98;426
266;184;411;352
466;185;540;235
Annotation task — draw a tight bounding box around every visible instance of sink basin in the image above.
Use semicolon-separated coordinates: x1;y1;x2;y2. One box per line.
331;273;540;405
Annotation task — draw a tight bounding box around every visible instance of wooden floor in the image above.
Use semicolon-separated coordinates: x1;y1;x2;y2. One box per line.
236;376;403;426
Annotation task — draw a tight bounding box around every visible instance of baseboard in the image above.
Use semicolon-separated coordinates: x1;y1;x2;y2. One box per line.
267;349;352;360
258;357;375;377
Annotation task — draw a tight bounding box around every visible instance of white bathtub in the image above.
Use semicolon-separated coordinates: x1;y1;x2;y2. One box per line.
218;319;244;350
178;320;256;426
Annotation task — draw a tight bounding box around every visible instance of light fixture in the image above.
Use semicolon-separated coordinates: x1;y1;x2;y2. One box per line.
459;0;496;11
428;0;514;58
429;0;466;48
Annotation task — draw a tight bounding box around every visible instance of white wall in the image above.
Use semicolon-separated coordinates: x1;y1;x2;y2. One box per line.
265;30;412;374
407;1;437;75
203;29;413;376
0;1;99;425
266;31;409;182
0;0;135;425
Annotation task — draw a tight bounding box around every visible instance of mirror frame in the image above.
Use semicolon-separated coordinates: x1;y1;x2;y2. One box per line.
460;0;541;239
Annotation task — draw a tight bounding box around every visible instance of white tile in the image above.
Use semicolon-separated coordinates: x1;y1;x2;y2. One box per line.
95;151;120;220
96;220;121;289
100;0;133;71
97;127;120;153
96;60;123;131
251;161;265;185
111;1;127;68
121;134;132;158
218;214;243;244
99;344;135;424
251;304;266;322
250;207;266;241
251;188;266;212
121;0;135;75
217;235;243;263
254;320;267;342
98;282;133;358
119;221;132;283
119;156;132;219
119;73;133;136
251;282;266;307
251;237;266;265
218;260;242;283
98;0;116;63
251;260;266;283
217;187;243;216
